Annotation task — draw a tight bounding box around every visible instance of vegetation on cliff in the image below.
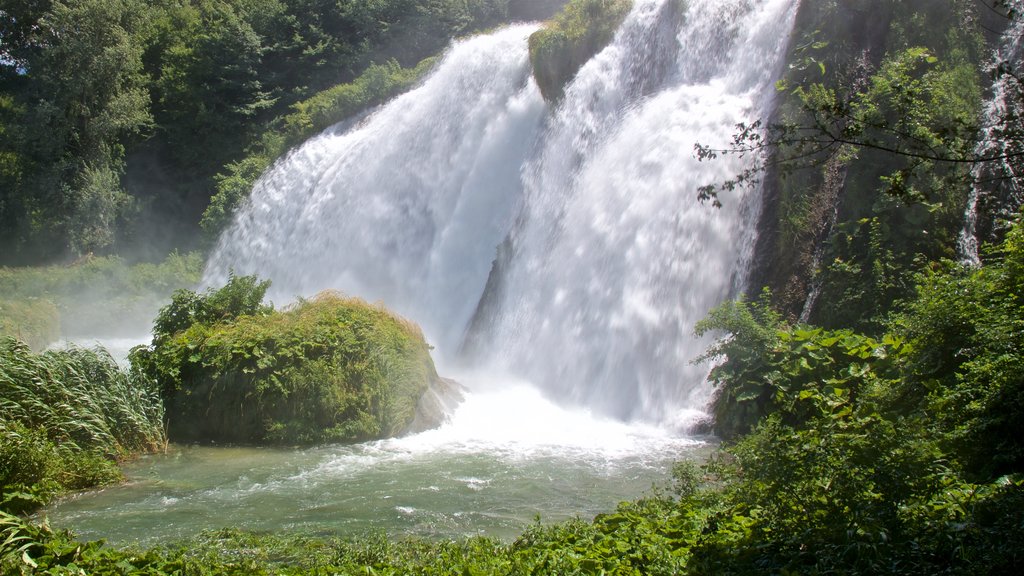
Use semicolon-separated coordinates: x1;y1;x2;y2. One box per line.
528;0;633;101
130;275;440;445
697;0;1013;332
200;58;438;236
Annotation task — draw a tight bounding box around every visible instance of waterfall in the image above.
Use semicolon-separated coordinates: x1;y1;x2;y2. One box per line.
959;8;1024;264
467;0;799;426
205;25;546;352
205;0;801;427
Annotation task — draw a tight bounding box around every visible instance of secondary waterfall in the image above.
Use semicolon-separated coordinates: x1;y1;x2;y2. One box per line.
959;8;1024;264
205;0;801;426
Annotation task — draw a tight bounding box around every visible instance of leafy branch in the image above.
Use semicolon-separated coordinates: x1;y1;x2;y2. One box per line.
696;40;1023;205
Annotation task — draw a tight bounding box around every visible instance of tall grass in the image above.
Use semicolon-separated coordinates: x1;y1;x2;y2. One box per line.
0;338;166;455
1;337;166;513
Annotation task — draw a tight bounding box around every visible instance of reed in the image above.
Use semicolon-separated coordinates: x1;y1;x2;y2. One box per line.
1;337;166;512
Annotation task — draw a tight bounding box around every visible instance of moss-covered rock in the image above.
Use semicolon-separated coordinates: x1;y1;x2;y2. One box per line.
133;283;443;446
528;0;633;101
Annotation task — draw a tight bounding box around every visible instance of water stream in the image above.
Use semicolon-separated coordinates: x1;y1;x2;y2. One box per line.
44;380;709;546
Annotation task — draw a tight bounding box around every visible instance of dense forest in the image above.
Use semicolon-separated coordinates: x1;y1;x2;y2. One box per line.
3;0;1024;574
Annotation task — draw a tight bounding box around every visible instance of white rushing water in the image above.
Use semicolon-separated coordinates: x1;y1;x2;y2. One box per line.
205;24;545;353
205;0;801;427
472;0;799;425
959;6;1024;264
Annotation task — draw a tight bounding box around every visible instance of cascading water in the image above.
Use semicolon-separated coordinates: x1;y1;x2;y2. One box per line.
959;7;1024;264
205;25;546;352
47;0;804;545
206;0;800;427
466;0;800;425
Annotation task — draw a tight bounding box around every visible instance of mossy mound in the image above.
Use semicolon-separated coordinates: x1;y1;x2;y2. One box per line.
528;0;633;101
133;279;442;445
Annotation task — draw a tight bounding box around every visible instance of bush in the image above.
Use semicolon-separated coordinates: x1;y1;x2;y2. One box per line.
528;0;633;101
132;277;441;445
893;218;1024;479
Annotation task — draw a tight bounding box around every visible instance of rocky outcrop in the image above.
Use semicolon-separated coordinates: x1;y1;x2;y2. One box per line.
528;0;633;101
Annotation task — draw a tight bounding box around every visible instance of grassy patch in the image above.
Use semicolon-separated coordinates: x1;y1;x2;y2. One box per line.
0;252;203;343
0;298;59;351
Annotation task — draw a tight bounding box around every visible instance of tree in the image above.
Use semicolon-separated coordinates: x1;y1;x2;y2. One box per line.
0;0;153;261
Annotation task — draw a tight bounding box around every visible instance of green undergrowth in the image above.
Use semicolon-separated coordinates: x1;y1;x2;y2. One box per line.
131;275;440;445
689;218;1024;573
201;58;438;237
0;338;166;514
0;252;203;345
528;0;634;101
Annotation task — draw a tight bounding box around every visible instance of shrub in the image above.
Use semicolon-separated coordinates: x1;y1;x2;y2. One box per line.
132;278;441;445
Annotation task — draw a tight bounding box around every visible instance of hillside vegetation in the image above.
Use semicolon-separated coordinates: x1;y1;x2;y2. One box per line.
0;0;556;264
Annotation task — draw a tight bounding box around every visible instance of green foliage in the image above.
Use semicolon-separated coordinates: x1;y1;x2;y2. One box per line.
892;219;1024;479
691;219;1024;574
528;0;633;101
0;0;154;261
132;280;439;445
0;338;166;513
2;0;519;263
709;0;990;324
149;272;272;350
